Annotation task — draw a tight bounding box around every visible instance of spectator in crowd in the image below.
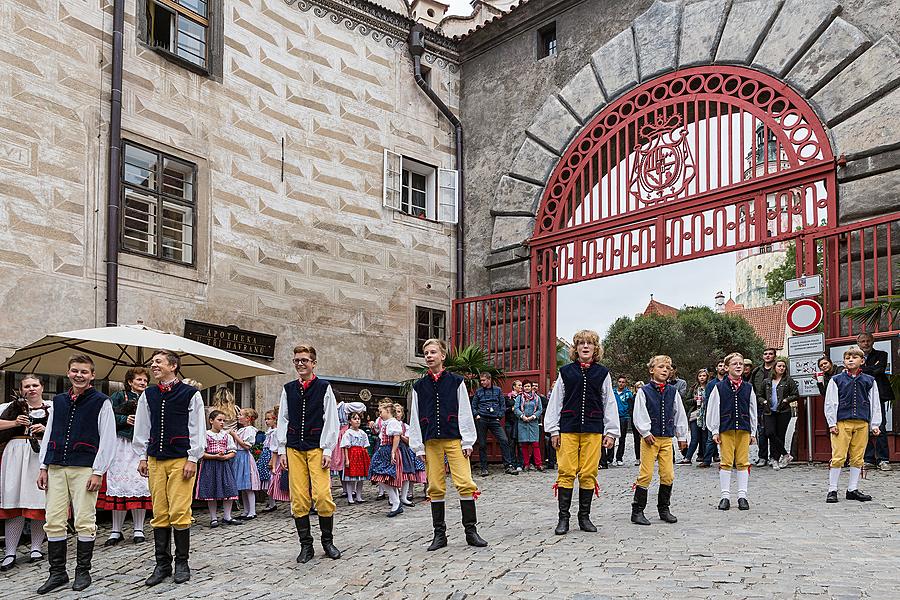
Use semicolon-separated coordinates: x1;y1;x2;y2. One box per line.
668;367;688;400
543;382;557;470
750;349;777;467
816;356;841;396
513;382;543;471
762;359;799;470
505;380;523;472
605;376;633;467
742;359;754;382
697;360;727;468
631;381;646;465
471;373;517;477
679;369;708;465
857;333;893;471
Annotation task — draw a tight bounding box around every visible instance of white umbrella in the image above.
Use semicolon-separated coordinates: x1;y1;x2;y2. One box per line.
0;324;283;388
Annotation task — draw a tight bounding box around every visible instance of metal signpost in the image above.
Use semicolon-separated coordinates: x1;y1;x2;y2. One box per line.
784;274;822;301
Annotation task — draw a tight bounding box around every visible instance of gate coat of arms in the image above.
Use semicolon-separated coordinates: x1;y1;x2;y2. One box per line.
628;114;696;205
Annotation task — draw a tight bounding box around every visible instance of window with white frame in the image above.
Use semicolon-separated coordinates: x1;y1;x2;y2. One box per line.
147;0;209;69
383;150;458;224
415;307;447;357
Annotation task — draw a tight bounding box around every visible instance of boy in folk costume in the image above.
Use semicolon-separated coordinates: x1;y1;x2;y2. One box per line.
133;350;206;586
630;355;688;526
408;338;487;551
276;344;341;564
824;345;881;503
705;352;758;511
36;354;117;594
544;330;619;535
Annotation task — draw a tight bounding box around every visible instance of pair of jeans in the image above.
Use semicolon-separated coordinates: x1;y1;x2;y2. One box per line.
702;429;718;465
864;426;890;463
476;417;514;468
765;411;792;461
631;420;642;460
683;419;704;461
544;434;557;466
756;413;769;461
615;417;629;462
505;418;522;468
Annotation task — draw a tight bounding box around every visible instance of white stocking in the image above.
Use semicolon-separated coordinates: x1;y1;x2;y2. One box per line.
207;500;218;521
719;469;732;499
401;480;411;502
828;467;841;492
223;499;234;521
385;485;400;511
110;510;126;536
4;516;24;563
848;467;861;492
736;469;749;499
243;490;256;517
355;481;364;500
30;519;46;554
131;508;146;534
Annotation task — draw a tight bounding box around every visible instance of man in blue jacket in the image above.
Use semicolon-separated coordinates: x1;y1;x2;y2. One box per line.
471;373;518;477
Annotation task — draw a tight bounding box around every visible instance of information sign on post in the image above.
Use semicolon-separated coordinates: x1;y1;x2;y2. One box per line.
795;377;819;397
784;274;822;301
788;354;820;378
786;299;823;334
787;333;825;357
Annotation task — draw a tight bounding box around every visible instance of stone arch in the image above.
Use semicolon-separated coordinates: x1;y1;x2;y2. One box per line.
486;0;900;292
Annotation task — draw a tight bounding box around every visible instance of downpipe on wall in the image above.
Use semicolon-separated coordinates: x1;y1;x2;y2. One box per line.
105;0;125;326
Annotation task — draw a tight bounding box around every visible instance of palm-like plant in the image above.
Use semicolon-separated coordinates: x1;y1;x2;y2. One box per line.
398;344;504;395
839;295;900;330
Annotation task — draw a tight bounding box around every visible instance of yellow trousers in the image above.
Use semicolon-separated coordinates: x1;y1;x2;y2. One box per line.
556;432;603;490
830;419;868;468
635;436;675;488
148;457;196;529
719;430;750;471
44;466;98;540
424;439;477;501
287;448;335;517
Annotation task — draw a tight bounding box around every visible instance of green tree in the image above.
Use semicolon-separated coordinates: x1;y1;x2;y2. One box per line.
765;241;797;302
601;306;765;384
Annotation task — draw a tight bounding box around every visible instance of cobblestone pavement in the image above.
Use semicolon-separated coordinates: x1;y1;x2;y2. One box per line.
4;454;898;599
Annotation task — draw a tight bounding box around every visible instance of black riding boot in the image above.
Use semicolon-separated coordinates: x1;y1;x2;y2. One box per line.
36;540;69;594
426;501;448;551
577;488;598;532
631;486;651;525
319;515;341;559
554;487;573;535
173;528;191;583
658;484;678;523
145;527;172;586
460;499;487;547
294;516;315;563
71;539;94;591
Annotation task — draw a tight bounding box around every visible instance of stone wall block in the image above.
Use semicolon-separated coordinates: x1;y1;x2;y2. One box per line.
715;0;782;64
831;86;900;160
753;0;841;76
633;0;682;81
679;0;727;66
526;95;582;155
812;36;900;126
493;175;543;215
591;28;638;100
786;18;870;96
509;137;560;185
491;215;536;252
838;170;900;223
488;259;531;293
558;62;606;124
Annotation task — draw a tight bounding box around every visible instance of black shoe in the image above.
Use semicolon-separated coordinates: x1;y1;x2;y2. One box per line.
480;468;489;477
261;505;278;513
28;550;44;563
103;532;123;547
460;499;487;547
554;487;572;535
826;491;838;503
577;488;597;532
36;540;68;594
294;516;315;564
717;498;730;511
0;556;16;572
132;530;146;544
427;502;447;551
657;484;677;523
599;463;609;470
846;489;872;502
505;466;518;475
631;486;651;526
319;516;341;559
221;519;244;526
71;539;94;592
387;506;404;517
400;499;414;507
172;528;191;584
145;527;172;587
737;498;750;511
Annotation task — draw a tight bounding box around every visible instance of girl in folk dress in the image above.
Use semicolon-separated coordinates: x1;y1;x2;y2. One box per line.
340;412;370;504
196;411;241;527
0;374;49;570
394;403;427;505
368;400;405;517
97;367;153;545
266;407;290;505
331;400;368;488
232;408;261;520
258;409;278;512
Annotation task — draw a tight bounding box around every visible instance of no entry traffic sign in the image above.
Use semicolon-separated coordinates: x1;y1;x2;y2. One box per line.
786;298;823;334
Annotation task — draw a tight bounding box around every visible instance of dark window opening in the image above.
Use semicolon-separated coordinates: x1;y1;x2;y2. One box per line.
538;23;557;59
415;307;447;357
401;169;429;218
147;0;209;69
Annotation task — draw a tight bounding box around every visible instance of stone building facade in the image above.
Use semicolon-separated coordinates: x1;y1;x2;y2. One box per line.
0;0;469;407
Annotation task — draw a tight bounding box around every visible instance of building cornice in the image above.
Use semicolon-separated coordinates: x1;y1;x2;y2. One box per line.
285;0;460;70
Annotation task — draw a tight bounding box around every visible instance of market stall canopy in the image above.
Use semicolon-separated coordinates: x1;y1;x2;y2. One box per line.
0;324;284;388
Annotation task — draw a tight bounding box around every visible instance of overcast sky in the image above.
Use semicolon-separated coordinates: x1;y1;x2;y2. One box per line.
446;0;474;16
556;252;738;342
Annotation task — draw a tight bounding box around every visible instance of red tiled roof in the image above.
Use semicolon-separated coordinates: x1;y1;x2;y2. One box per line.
643;299;679;317
725;302;790;351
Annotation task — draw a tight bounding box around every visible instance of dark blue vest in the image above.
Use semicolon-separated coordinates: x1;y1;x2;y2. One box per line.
414;371;464;442
558;362;609;434
145;382;194;459
833;371;874;422
641;383;677;437
44;388;108;468
716;379;753;432
285;378;329;451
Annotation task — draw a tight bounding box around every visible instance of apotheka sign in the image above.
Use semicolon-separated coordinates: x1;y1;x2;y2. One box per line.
184;320;277;360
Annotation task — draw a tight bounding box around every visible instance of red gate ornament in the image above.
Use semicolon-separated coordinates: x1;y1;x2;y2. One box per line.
786;298;823;334
628;114;696;205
